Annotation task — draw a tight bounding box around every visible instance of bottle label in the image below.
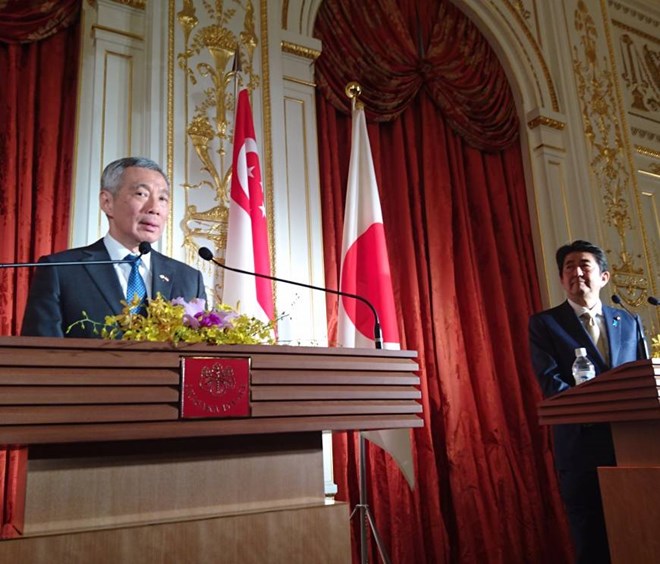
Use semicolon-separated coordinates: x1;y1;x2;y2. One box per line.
574;370;594;384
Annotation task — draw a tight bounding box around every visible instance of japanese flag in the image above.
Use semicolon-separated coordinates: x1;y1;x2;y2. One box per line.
338;101;414;489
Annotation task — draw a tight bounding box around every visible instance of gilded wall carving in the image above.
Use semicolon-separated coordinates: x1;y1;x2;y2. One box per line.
572;0;649;306
613;22;660;114
175;0;260;268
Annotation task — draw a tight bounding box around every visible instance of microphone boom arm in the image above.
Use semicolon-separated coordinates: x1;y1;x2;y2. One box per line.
1;242;152;269
198;247;383;349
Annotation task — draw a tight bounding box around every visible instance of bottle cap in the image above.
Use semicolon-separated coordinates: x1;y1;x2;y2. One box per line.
574;347;587;357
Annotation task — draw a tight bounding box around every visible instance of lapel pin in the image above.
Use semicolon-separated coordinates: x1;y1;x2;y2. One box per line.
612;316;620;327
159;274;170;282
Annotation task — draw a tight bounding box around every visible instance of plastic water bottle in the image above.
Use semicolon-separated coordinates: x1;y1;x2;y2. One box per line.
572;348;595;385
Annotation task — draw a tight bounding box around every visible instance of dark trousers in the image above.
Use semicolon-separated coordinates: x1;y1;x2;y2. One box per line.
558;468;611;564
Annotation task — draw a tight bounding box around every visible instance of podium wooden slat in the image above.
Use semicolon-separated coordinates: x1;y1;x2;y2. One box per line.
0;414;422;444
251;400;424;416
0;367;178;385
0;404;179;424
251;369;420;385
251;384;421;400
0;386;179;404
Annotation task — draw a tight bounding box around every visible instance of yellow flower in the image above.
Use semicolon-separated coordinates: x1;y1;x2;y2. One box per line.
69;294;275;345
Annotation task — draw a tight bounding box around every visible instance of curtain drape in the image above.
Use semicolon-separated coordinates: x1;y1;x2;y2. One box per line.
315;0;518;151
315;1;573;562
0;0;81;539
0;0;80;337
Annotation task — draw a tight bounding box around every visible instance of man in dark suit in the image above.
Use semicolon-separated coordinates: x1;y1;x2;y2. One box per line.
22;157;206;338
529;240;646;564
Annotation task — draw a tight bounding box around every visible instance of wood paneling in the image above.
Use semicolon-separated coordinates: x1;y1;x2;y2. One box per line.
0;336;423;445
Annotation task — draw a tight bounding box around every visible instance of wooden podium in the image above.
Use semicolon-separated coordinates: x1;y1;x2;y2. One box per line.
539;358;660;563
0;336;423;563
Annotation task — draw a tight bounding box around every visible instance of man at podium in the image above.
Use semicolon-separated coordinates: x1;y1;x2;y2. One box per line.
528;240;646;564
21;157;206;338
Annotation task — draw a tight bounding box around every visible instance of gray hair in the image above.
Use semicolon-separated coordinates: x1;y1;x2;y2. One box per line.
100;157;169;195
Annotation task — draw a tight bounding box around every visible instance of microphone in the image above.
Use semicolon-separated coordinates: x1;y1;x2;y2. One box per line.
137;241;152;256
198;246;384;349
0;241;152;269
649;296;659;306
611;294;649;359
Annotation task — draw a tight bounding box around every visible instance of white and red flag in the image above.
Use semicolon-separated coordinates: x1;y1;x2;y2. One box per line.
338;100;415;488
223;88;274;324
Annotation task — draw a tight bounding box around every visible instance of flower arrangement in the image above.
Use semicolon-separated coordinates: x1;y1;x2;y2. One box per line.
69;294;275;345
652;333;660;359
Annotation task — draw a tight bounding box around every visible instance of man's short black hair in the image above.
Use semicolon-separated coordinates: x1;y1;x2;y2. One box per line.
556;240;609;274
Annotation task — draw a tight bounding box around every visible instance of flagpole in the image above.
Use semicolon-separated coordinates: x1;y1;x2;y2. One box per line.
345;82;391;564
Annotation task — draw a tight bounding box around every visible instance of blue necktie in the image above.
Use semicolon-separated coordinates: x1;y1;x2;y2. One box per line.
125;254;147;313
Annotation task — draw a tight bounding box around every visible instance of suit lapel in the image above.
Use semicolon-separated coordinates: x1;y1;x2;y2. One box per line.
151;251;175;300
81;240;125;315
602;305;620;368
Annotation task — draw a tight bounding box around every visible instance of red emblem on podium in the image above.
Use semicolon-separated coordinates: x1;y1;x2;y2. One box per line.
180;357;250;418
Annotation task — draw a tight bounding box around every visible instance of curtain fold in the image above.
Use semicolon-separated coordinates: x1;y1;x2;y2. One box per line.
0;0;79;43
315;1;572;561
315;0;519;150
0;0;81;539
0;5;80;336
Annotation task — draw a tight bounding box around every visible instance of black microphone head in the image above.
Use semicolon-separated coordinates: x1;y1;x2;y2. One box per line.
611;294;622;305
138;241;152;255
198;247;214;261
649;296;660;306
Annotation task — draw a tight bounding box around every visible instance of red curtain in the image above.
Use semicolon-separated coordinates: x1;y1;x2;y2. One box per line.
0;0;81;538
315;0;518;150
315;1;573;562
0;0;80;336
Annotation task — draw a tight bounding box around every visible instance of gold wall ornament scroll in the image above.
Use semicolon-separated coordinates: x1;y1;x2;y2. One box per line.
176;0;260;263
571;0;649;306
614;26;660;114
109;0;146;9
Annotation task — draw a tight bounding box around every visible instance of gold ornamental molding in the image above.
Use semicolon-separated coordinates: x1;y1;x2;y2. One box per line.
571;0;652;306
635;145;660;159
260;0;276;279
509;0;532;22
91;24;144;42
631;126;660;143
612;20;660;45
110;0;146;9
608;1;659;27
497;0;559;112
281;40;321;61
94;0;146;9
527;115;565;130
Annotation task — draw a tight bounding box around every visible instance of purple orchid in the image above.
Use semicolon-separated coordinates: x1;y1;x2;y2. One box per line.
172;297;206;329
196;309;238;329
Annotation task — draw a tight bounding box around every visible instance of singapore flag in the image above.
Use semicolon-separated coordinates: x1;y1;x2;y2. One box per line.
339;100;414;488
223;89;274;324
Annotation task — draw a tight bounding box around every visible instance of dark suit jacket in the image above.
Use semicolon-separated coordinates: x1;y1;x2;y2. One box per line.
21;239;207;338
529;300;643;470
